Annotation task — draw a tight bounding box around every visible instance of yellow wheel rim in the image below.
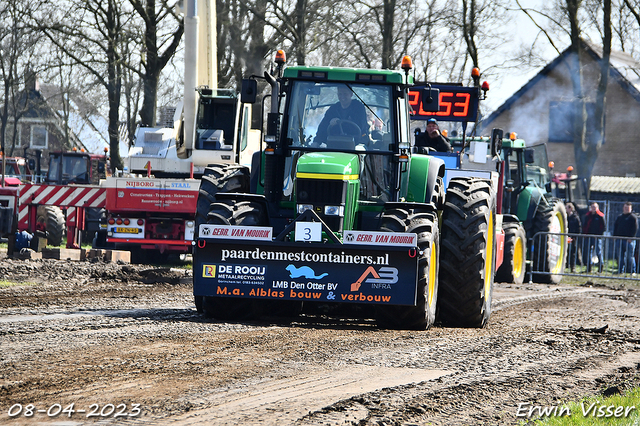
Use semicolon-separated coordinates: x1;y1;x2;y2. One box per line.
549;211;566;274
428;243;437;308
484;212;494;299
513;236;524;278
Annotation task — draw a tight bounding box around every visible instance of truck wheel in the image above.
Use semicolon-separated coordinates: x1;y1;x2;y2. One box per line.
495;222;527;284
438;177;496;328
531;199;567;284
196;164;250;227
201;199;268;321
92;229;112;249
36;205;65;247
375;208;439;330
83;207;106;244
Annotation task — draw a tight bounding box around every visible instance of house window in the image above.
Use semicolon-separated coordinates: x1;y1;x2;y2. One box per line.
548;101;597;143
30;125;48;149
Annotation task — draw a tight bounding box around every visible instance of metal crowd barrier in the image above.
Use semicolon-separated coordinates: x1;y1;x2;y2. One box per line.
528;231;640;282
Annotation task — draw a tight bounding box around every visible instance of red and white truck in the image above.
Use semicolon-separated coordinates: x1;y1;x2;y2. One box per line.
98;176;199;261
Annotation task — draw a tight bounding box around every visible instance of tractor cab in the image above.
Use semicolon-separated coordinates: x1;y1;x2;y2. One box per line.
280;79;398;204
46;151;109;185
0;156;33;183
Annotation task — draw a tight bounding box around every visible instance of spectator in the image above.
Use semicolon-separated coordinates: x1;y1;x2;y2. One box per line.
566;202;582;272
371;118;385;141
414;118;452;153
582;202;606;273
613;202;638;274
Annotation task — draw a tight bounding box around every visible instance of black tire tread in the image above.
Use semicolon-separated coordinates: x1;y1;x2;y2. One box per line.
196;164;250;227
438;177;496;328
530;199;567;284
37;205;65;247
375;208;438;330
495;222;527;284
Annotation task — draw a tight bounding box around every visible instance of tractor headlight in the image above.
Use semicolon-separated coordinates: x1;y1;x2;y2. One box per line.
297;204;313;214
324;205;343;216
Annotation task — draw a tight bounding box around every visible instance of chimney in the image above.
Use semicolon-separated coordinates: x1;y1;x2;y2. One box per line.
25;68;40;92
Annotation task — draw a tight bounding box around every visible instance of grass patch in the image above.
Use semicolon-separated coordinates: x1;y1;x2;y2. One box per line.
0;280;38;288
526;387;639;425
145;254;193;270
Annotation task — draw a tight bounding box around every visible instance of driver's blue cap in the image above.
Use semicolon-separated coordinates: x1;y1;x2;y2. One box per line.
427;118;437;125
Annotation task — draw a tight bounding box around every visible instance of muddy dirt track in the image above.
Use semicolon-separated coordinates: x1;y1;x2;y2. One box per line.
0;251;639;425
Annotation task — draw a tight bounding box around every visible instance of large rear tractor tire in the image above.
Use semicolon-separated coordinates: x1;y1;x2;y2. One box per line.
36;205;65;247
375;208;439;330
495;222;527;284
196;164;250;227
429;176;445;210
194;164;250;313
199;199;272;321
531;199;568;284
438;177;496;328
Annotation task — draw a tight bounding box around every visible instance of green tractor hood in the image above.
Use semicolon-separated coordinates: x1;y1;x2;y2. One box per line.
294;152;361;232
296;152;360;178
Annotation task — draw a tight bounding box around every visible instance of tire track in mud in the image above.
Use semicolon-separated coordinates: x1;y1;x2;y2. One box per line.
139;366;450;425
491;284;623;311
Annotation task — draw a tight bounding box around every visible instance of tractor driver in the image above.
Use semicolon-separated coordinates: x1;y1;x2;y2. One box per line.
414;118;452;152
314;85;369;146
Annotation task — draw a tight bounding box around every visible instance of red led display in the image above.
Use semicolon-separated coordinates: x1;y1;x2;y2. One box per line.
408;85;479;122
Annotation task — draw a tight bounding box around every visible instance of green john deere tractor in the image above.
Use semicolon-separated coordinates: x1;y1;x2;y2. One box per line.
494;136;568;284
192;52;498;330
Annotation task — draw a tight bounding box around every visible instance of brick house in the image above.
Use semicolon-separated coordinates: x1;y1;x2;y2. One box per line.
479;39;640;178
2;74;110;174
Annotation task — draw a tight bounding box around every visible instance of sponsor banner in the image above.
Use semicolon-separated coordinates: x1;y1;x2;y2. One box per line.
343;231;417;247
199;225;273;241
193;241;419;306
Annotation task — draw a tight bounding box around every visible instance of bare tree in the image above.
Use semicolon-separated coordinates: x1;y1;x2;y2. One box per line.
128;0;183;127
327;0;432;70
575;0;611;190
561;0;612;189
621;0;640;55
34;0;138;170
216;0;270;88
47;49;78;152
120;23;145;148
515;0;611;188
450;0;509;83
0;0;45;159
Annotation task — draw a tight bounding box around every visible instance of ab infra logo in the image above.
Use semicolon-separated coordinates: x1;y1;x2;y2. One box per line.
202;264;216;278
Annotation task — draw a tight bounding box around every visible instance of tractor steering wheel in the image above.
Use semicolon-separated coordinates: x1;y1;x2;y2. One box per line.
327;119;362;138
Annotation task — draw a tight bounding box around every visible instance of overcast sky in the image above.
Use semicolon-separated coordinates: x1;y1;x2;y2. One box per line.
482;0;559;113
